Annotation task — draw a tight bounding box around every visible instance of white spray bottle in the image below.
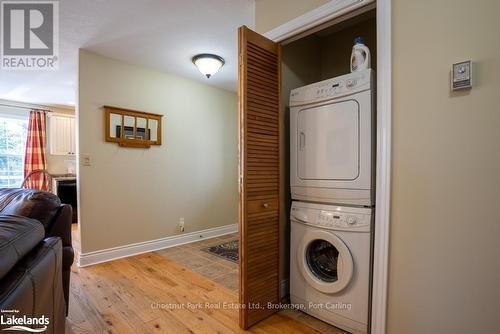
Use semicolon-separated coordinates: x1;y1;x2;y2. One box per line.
350;36;371;72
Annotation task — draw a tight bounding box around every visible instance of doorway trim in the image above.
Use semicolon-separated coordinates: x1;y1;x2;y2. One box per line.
263;0;391;332
264;0;374;42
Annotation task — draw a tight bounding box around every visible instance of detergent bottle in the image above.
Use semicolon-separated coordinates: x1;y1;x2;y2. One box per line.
350;37;371;72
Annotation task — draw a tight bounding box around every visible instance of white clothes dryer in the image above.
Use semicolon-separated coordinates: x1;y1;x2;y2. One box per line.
290;69;375;206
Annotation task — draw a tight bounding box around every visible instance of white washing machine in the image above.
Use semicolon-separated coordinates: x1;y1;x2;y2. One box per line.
290;69;375;206
290;201;372;334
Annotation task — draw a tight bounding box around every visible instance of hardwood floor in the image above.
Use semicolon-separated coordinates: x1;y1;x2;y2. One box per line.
156;234;239;291
68;226;344;333
66;251;345;333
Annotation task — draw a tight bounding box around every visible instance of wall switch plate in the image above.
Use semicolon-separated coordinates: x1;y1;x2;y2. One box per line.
81;154;92;166
452;60;473;90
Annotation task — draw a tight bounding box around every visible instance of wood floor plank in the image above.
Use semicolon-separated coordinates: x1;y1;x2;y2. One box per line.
132;255;244;334
67;228;343;334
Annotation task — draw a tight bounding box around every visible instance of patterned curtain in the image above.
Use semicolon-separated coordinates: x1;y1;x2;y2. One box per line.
23;110;49;190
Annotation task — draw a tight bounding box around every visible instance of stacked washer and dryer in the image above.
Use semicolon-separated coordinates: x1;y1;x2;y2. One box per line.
289;69;375;334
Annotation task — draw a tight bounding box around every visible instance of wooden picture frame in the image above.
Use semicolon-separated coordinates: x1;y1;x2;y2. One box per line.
104;105;163;148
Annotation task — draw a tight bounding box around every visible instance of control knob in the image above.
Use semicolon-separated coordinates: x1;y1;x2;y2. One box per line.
346;78;357;89
347;216;358;226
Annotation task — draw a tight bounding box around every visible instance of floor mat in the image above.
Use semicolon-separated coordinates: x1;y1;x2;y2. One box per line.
203;239;238;263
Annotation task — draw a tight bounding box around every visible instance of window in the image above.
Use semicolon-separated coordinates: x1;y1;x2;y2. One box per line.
0;116;28;188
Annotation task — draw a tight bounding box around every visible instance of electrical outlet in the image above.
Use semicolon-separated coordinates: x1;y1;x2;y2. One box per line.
179;218;185;233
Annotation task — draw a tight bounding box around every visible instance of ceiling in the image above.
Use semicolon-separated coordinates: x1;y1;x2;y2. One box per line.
0;0;255;106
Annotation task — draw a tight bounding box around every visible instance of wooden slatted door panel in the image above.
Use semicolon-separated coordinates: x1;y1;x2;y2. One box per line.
238;26;281;329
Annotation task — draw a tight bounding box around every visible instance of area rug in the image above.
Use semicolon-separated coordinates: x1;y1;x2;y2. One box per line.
203;240;238;263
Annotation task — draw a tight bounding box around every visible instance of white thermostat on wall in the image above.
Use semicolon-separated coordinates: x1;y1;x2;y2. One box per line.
452;60;473;91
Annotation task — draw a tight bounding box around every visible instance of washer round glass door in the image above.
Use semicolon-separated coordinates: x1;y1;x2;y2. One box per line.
297;230;353;294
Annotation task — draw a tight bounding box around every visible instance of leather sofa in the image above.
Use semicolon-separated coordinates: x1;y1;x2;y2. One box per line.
0;215;65;333
0;188;74;313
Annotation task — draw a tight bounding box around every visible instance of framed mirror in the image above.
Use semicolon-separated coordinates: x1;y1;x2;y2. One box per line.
104;106;163;148
136;117;148;140
109;113;122;139
149;119;158;142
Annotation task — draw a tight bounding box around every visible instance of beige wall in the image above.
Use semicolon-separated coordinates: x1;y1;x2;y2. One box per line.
256;0;500;331
255;0;329;33
389;0;500;332
78;50;238;253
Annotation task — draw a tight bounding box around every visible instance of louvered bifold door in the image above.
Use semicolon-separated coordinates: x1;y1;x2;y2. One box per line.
238;26;281;329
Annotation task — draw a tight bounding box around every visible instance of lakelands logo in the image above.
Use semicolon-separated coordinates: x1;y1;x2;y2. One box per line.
0;0;59;70
0;309;49;332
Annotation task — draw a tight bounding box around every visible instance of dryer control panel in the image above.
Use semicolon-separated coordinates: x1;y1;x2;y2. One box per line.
290;69;373;107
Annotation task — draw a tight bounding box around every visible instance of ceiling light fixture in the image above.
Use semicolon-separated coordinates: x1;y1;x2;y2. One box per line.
192;54;225;78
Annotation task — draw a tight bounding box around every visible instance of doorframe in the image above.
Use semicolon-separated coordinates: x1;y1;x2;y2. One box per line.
263;0;391;333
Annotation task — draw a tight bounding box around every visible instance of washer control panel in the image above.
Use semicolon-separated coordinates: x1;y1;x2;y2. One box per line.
317;210;370;229
291;202;372;232
290;69;372;107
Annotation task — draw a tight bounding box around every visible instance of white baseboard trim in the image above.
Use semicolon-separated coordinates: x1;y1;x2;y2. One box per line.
78;224;238;267
281;279;290;298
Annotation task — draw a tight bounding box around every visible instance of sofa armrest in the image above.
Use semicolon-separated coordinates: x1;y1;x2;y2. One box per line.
0;189;61;230
47;204;72;248
45;204;74;314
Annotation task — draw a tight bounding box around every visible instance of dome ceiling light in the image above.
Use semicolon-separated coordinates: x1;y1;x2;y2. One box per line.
192;54;225;78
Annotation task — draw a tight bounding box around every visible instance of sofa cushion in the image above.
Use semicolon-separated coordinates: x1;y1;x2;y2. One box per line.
0;237;65;333
0;214;45;280
0;188;61;230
